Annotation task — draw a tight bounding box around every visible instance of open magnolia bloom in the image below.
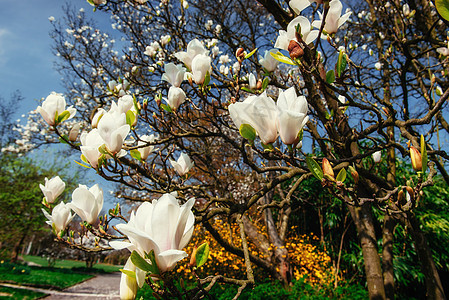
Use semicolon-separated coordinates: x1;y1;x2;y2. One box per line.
97;113;130;155
39;176;66;204
137;134;158;161
170;152;194;176
80;129;106;168
228;92;279;145
165;86;186;110
67;184;104;224
162;63;186;87
110;193;195;274
259;49;279;72
312;0;351;35
174;38;208;70
275;16;319;51
277;87;309;145
191;54;212;84
36;92;76;126
42;202;74;233
289;0;323;14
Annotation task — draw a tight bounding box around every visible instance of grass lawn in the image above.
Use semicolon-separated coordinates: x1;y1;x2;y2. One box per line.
0;261;93;289
0;286;46;300
22;255;121;273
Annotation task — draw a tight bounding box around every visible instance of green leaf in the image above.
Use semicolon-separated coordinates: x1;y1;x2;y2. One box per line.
160;103;173;113
195;242;210;268
240;87;254;93
436;0;449;21
297;129;303;141
203;71;211;86
421;135;428;173
130;149;142;161
59;135;69;144
239;124;256;143
306;156;323;181
244;48;258;59
126;110;136;127
269;51;296;65
144;250;160;275
57;110;71;124
98;144;110;155
130;251;153;272
336;168;347;182
120;269;136;278
326;70;335;84
336;50;347;77
262;77;270;91
74;160;91;168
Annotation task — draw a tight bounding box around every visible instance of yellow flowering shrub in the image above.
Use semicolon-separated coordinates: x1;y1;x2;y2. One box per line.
178;219;335;285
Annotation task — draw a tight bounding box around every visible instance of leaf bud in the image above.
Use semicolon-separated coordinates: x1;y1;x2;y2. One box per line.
348;165;359;184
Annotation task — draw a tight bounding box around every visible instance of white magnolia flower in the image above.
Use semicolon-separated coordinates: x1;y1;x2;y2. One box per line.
97;113;130;154
170;152;194;176
165;86;186;110
372;151;382;163
36;92;76;126
437;41;449;56
275;16;319;50
40;176;66;204
119;257;142;300
174;39;208;70
219;54;230;64
42;202;74;233
160;34;171;46
110;193;195;273
403;3;410;16
80;129;105;168
248;73;257;90
191;54;212;84
228;92;279;144
137;134;158;161
312;0;351;35
289;0;322;14
91;108;106;129
67;184;104;224
161;63;186;87
374;62;382;70
277;87;309;145
259;49;279;72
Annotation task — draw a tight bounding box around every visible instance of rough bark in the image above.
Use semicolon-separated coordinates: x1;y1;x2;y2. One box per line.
407;213;446;300
348;204;386;300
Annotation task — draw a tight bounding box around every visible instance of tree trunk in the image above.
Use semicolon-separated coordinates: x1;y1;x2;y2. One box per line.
382;214;395;300
407;213;446;300
10;233;27;263
348;203;386;300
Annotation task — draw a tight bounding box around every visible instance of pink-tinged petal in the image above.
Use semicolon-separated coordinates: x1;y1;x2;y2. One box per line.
156;249;188;272
173;198;195;249
109;240;134;250
151;194;180;251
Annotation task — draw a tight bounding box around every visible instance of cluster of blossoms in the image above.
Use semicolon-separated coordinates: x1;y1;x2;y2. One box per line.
229;87;309;147
40;176;104;234
39;173;195;300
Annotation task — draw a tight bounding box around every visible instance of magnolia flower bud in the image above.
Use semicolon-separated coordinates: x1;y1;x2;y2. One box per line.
69;123;80;142
288;40;304;59
256;79;263;90
322;158;334;180
410;146;422;172
372;151;382;163
405;186;414;202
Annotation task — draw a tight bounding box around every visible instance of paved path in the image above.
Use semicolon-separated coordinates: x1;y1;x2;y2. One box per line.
0;272;121;299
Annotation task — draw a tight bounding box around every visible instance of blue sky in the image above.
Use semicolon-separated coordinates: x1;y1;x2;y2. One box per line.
0;0;99;117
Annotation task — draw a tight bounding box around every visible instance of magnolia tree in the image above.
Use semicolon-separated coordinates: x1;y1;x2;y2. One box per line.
9;0;449;299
